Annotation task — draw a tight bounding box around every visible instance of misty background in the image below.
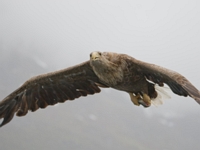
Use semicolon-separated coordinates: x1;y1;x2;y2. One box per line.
0;0;200;150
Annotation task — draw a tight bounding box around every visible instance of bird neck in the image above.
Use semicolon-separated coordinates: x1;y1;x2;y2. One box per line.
90;58;123;86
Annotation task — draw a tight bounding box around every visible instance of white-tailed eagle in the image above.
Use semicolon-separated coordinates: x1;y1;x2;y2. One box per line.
0;52;199;127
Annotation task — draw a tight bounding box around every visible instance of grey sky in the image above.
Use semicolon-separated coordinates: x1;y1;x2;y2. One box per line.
1;0;199;65
0;0;200;150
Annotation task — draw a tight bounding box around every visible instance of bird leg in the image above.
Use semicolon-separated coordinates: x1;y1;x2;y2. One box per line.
138;92;151;107
143;93;151;105
128;93;141;106
129;92;151;107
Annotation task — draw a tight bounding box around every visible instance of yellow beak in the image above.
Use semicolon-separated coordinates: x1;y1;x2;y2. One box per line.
90;52;101;60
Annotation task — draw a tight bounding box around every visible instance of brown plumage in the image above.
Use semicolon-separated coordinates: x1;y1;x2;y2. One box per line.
0;51;199;127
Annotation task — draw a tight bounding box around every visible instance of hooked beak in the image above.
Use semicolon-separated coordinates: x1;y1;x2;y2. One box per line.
90;52;102;60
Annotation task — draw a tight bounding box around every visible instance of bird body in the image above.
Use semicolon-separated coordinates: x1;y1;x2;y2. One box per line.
0;51;199;127
91;52;147;92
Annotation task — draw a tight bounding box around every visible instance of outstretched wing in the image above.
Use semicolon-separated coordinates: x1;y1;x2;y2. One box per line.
126;56;200;104
0;61;105;127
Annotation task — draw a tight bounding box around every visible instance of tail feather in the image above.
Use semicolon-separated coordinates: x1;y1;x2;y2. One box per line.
151;84;171;106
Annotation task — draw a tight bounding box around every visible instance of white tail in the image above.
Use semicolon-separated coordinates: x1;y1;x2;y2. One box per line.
151;84;171;106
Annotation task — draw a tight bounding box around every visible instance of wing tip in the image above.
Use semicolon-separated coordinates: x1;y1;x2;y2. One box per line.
185;86;200;105
0;114;14;127
192;93;200;105
0;98;18;128
0;121;6;128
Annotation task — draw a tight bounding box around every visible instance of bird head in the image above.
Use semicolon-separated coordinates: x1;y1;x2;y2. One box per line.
90;51;102;61
89;51;109;70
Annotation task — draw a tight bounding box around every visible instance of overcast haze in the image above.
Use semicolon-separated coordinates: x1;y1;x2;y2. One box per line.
0;0;200;150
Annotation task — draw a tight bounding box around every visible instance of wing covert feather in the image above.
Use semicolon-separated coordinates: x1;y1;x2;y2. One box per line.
0;61;104;127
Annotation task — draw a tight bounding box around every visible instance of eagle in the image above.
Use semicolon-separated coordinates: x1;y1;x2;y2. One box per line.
0;51;199;127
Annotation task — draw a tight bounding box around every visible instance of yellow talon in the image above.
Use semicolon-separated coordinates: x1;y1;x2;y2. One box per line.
129;93;141;106
142;93;151;106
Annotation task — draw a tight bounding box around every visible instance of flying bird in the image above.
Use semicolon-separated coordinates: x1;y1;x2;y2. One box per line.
0;51;200;127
